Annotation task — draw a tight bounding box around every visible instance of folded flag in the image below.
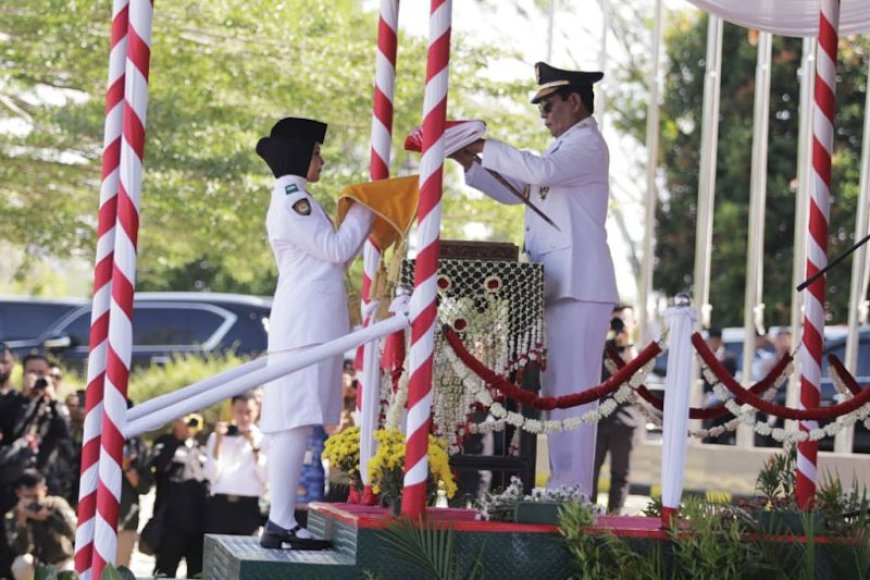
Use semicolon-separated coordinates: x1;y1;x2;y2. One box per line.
403;120;486;156
337;175;420;250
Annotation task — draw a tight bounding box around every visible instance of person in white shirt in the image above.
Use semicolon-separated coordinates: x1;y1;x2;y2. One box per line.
451;62;619;495
204;392;266;535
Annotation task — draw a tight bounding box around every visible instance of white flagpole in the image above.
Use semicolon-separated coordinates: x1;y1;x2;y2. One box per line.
738;30;773;448
690;14;723;428
836;57;870;453
639;0;664;346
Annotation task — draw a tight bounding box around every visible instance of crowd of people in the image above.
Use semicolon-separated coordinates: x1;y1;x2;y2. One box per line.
0;342;362;578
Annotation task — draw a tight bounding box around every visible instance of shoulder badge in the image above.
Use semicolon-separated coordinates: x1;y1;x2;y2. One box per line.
284;183;300;195
292;199;312;216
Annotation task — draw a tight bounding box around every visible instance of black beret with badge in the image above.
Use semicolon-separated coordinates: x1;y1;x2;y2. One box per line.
531;61;604;104
256;117;328;178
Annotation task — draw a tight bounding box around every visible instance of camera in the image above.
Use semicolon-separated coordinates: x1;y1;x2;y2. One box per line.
33;377;49;390
27;501;41;512
226;424;239;437
187;417;200;428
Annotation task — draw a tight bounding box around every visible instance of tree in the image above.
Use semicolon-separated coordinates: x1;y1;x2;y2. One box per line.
0;0;538;295
612;11;868;327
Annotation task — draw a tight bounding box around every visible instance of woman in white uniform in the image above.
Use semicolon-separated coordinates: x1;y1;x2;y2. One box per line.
255;117;373;549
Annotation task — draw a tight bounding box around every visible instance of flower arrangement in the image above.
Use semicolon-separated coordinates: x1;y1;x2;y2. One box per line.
323;425;361;478
367;428;458;505
477;476;595;522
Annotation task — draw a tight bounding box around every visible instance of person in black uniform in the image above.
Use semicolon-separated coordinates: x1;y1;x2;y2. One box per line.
593;315;643;513
149;414;208;578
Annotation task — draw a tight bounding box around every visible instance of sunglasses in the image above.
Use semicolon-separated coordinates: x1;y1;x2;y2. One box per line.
538;100;557;115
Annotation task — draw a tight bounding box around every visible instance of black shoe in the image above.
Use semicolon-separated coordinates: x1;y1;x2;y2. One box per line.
259;520;332;550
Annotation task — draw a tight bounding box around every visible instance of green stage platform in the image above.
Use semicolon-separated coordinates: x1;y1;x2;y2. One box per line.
202;502;668;579
202;502;858;579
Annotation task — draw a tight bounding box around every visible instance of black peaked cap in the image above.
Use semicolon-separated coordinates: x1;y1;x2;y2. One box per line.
531;62;604;104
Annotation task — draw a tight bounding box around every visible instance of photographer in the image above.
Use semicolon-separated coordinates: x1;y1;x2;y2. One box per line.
5;469;76;579
1;355;75;506
149;414;208;578
204;392;266;536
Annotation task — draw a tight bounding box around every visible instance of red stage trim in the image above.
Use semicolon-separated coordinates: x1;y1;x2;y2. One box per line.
309;503;671;540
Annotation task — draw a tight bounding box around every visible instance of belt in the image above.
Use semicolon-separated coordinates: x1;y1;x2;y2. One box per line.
213;493;256;504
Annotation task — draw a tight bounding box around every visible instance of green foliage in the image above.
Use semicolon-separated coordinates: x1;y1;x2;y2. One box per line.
559;459;870;579
616;12;870;325
670;497;767;580
375;517;485;580
0;0;536;296
641;494;663;517
755;445;797;509
559;501;660;580
99;563;124;580
817;474;870;578
33;565;79;580
34;564;58;580
127;351;250;432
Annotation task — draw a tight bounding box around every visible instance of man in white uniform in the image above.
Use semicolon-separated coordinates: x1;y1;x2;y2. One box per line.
451;63;618;495
255;117;374;549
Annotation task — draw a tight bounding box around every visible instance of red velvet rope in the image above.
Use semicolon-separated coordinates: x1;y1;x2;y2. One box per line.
442;326;662;410
692;333;870;421
826;354;865;396
607;343;793;421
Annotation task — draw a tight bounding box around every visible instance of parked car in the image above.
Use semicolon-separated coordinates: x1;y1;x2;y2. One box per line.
14;292;271;372
0;296;87;346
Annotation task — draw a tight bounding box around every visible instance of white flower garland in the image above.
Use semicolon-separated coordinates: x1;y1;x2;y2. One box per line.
686;361;791;439
828;362;870;430
447;345;657;434
829;361;854;398
384;369;410;431
704;358;870;443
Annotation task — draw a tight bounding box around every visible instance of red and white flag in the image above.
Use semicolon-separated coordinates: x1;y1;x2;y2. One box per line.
404;120;486;156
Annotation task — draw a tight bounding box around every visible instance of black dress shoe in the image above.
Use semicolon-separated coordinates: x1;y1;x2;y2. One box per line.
259;520;332;550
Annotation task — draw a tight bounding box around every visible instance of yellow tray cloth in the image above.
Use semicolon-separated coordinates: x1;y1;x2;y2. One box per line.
337;175;420;251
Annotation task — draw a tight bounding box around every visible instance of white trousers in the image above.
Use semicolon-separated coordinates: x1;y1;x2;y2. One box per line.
543;299;613;495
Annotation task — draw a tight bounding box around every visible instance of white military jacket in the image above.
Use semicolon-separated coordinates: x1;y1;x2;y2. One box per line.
265;175;373;353
465;117;618;304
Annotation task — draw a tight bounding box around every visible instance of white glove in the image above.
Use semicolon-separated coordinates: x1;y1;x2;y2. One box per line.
389;292;410;315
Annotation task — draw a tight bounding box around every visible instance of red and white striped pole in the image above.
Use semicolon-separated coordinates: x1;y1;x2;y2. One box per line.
92;0;152;575
358;0;400;503
401;0;451;518
798;0;839;509
74;2;129;577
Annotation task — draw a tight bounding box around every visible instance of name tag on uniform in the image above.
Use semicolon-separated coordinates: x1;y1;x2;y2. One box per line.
285;183;300;195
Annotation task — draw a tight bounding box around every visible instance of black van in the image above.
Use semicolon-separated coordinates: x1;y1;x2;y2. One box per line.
15;292;271;371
